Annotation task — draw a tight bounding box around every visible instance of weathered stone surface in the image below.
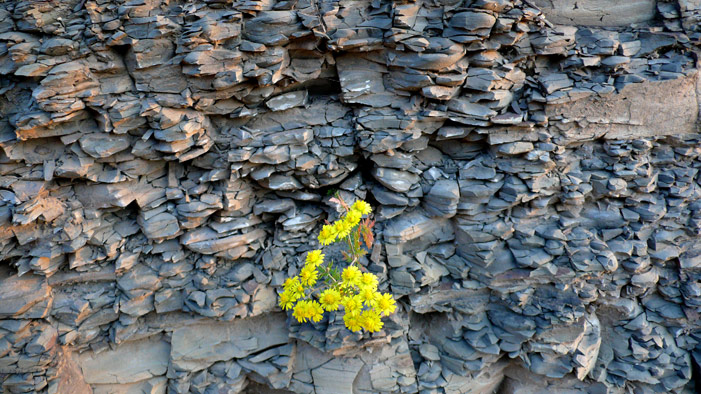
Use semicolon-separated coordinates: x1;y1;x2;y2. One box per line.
137;212;180;241
92;377;167;394
1;0;701;392
534;0;657;26
424;180;460;218
49;347;92;394
546;72;699;140
77;336;170;384
171;313;288;371
0;269;51;318
311;358;363;394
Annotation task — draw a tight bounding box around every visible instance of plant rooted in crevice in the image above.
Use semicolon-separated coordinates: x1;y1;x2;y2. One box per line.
278;197;396;333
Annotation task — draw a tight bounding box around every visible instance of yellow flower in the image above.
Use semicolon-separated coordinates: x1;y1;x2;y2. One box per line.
360;309;383;332
279;291;295;310
280;198;394;333
341;265;362;287
308;300;324;323
319;289;342;311
377;293;397;316
293;300;312;323
292;300;324;323
334;219;352;239
352;200;372;215
299;265;318;287
318;224;337;245
360;272;378;289
344;313;362;332
283;277;304;299
283;277;299;292
305;250;324;268
345;210;362;227
359;286;379;307
291;286;305;300
342;295;363;316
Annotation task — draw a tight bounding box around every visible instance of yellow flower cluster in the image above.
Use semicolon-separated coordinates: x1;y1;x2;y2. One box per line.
278;199;396;333
336;265;396;333
318;200;372;246
278;250;325;311
292;300;324;323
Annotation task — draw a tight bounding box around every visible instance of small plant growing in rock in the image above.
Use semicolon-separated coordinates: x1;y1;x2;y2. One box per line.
278;197;396;332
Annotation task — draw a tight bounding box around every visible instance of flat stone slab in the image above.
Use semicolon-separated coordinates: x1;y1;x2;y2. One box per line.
170;312;288;372
534;0;657;26
546;71;699;141
78;336;170;384
0;269;51;318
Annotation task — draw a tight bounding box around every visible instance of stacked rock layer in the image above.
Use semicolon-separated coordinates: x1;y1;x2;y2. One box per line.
1;0;701;393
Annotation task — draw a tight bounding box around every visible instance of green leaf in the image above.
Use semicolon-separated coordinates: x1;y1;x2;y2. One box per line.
330;267;340;281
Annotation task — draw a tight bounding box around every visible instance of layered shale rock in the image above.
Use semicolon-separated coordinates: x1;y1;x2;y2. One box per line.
1;0;701;393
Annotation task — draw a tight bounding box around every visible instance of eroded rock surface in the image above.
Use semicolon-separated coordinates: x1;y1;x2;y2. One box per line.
1;0;701;393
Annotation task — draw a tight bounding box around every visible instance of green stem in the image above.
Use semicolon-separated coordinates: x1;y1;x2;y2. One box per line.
345;235;355;264
349;228;361;268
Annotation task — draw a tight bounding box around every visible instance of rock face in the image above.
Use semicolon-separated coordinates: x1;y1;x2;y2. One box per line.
0;0;701;393
78;336;170;385
533;0;658;26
